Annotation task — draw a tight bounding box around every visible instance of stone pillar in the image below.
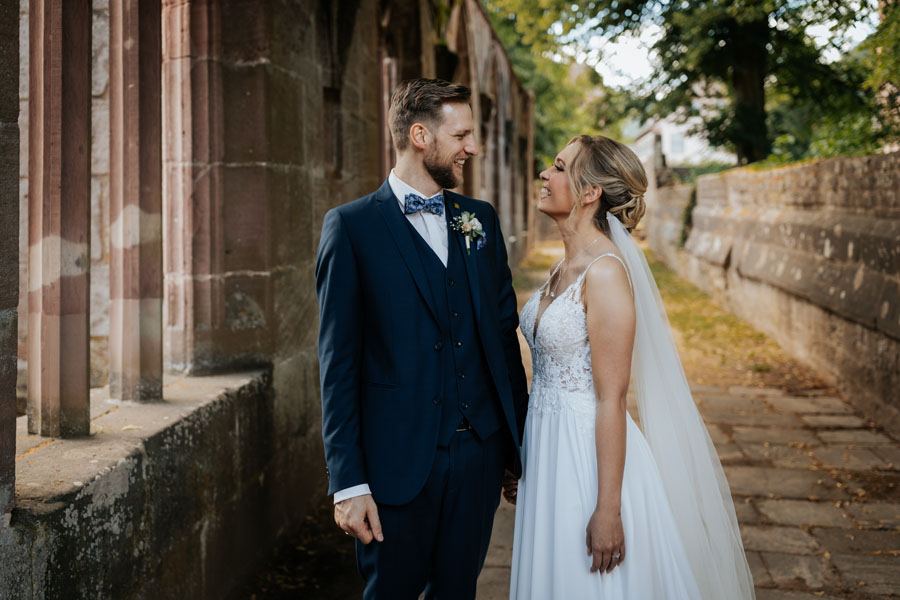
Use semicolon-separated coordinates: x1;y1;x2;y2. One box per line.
27;0;91;437
162;0;273;374
108;0;162;401
1;0;20;515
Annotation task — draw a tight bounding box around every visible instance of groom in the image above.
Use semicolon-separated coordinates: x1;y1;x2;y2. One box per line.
315;78;529;598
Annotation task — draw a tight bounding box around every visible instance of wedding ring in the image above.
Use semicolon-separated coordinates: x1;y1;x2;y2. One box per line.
612;553;621;559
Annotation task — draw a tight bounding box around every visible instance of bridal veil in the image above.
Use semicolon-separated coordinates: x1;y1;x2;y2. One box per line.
606;212;756;600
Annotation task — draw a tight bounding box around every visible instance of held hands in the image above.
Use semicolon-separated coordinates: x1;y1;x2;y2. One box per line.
585;506;625;574
502;469;518;505
335;494;384;544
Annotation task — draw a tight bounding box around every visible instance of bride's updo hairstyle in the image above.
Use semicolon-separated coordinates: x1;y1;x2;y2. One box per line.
565;134;648;234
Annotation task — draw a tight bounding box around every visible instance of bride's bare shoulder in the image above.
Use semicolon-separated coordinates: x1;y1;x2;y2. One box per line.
581;253;632;307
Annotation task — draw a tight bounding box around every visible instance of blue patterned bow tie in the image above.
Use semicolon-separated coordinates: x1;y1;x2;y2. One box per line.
404;193;444;216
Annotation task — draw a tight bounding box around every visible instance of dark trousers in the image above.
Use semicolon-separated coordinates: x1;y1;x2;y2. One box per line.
356;429;506;599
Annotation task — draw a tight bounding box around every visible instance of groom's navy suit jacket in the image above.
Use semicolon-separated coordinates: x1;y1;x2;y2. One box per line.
316;179;529;506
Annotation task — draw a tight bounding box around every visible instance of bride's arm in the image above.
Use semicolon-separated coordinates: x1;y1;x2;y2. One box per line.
582;257;636;574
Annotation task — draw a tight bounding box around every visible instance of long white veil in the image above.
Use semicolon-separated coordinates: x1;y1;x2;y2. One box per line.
606;212;756;600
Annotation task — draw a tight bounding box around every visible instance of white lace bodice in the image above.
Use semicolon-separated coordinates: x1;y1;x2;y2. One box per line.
520;254;630;427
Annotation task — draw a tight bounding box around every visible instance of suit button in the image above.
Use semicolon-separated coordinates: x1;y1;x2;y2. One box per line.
451;310;459;318
455;340;462;348
448;278;455;286
461;402;469;410
433;396;442;405
457;372;465;379
434;341;443;351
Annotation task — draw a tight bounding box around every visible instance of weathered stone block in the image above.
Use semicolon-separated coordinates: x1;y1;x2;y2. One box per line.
760;552;831;590
830;552;900;595
846;502;900;529
0;123;19;310
812;446;888;470
731;426;820;446
91;97;109;174
757;499;853;527
725;466;842;499
91;9;109;97
221;63;268;162
740;525;822;554
817;429;894;446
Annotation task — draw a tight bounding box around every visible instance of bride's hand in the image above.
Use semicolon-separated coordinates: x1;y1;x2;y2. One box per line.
585;507;625;574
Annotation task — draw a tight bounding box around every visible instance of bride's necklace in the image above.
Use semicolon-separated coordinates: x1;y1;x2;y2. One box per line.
548;235;605;298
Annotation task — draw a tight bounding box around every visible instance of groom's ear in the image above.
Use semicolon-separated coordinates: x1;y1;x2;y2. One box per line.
409;122;432;151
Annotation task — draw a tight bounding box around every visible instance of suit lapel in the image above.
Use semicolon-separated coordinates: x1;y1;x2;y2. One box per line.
374;180;441;324
445;192;484;328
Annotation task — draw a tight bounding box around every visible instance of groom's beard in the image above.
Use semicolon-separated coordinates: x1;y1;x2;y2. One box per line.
424;143;460;190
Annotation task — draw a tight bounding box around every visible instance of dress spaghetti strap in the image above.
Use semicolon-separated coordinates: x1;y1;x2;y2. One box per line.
579;252;633;297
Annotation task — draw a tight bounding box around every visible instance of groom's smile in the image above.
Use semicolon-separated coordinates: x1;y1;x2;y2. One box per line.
422;102;479;190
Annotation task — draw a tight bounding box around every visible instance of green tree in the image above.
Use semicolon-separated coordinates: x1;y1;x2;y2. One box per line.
483;3;638;173
485;0;879;165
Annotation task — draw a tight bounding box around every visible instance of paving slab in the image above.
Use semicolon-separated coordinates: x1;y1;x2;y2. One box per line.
725;466;843;499
763;396;853;414
846;503;900;529
811;528;900;555
873;446;900;470
812;446;889;471
748;550;774;587
757;499;854;528
817;430;895;446
706;423;731;444
760;552;831;589
831;553;900;595
732;426;821;446
735;499;762;524
754;590;844;600
729;387;787;397
696;394;770;412
741;525;822;554
716;443;745;462
738;443;817;469
705;412;807;428
800;414;867;428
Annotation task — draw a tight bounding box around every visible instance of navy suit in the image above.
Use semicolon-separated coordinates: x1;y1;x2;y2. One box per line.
316;179;528;598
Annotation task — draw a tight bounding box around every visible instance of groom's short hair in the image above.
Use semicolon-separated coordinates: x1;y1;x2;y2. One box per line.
389;78;472;152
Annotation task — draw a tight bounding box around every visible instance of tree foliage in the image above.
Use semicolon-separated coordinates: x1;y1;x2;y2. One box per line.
482;2;639;173
484;0;886;165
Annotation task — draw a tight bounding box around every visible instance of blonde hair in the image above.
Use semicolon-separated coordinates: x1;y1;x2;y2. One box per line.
565;135;648;233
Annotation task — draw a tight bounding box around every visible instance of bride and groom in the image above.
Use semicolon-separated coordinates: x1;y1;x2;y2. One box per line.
316;77;756;599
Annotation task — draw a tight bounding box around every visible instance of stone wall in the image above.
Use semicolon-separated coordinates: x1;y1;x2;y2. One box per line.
1;0;20;517
3;0;535;594
645;154;900;432
17;0;111;395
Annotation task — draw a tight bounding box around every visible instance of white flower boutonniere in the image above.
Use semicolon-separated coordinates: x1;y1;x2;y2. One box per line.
451;211;486;255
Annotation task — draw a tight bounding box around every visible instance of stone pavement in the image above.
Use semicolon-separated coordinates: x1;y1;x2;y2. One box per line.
475;246;900;600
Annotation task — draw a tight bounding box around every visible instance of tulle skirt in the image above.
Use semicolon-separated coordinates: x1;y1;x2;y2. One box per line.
510;393;703;599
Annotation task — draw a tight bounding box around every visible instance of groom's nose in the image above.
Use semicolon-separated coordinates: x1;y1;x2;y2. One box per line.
465;136;480;157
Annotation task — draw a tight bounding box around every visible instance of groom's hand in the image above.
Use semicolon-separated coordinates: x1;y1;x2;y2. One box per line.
335;494;384;544
501;469;518;505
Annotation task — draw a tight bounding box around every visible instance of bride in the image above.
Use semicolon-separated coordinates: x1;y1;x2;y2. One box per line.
508;135;755;599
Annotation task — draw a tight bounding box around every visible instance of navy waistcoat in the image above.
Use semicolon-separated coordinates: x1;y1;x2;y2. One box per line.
406;219;504;446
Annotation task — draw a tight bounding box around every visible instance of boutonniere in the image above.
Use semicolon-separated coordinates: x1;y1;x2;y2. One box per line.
451;211;486;255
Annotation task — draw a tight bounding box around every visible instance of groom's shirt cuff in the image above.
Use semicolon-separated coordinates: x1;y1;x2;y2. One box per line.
333;483;372;503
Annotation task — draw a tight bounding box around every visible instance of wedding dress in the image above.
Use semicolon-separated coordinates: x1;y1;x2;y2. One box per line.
509;214;755;600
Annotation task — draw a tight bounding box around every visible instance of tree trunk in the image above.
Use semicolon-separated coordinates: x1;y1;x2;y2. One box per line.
730;18;770;164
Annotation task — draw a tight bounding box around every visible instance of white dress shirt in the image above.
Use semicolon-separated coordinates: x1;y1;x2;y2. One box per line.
333;171;449;504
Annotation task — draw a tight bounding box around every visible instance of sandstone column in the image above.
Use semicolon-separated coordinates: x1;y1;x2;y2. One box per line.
27;0;92;437
1;0;20;515
109;0;163;401
162;0;273;373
